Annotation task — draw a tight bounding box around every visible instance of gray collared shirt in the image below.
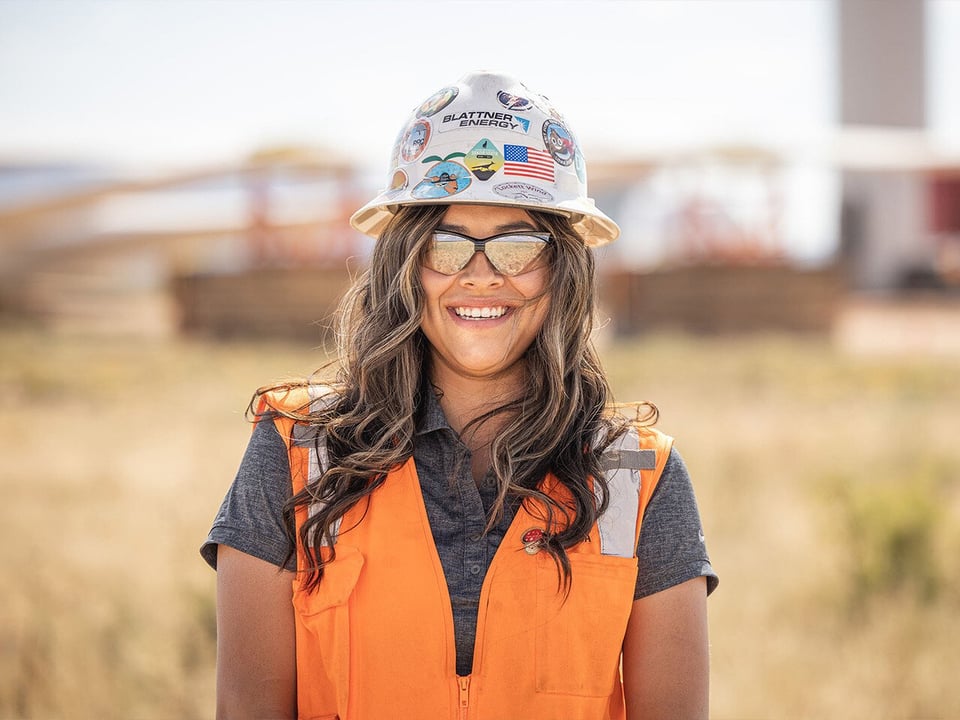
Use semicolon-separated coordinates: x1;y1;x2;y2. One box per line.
410;391;521;676
202;391;717;676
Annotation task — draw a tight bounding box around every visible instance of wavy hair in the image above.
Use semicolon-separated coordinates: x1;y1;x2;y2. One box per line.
253;204;654;591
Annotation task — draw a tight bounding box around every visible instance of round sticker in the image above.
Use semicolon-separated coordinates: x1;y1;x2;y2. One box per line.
416;86;459;118
497;90;533;112
412;161;471;199
521;528;545;544
400;119;431;163
574;149;586;184
521;527;545;554
385;169;408;197
542;120;576;167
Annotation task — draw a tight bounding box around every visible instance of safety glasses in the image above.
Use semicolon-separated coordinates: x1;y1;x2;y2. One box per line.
424;230;553;276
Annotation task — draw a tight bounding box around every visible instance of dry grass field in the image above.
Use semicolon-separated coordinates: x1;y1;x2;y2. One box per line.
1;324;958;719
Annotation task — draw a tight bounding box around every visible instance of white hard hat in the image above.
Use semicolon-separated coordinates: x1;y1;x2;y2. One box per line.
349;70;620;247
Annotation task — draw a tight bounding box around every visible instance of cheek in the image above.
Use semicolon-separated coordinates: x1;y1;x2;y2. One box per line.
523;269;553;335
516;283;551;338
418;269;442;306
532;295;552;333
418;269;454;326
514;266;551;303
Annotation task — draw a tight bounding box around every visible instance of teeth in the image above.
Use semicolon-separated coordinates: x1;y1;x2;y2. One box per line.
455;306;506;319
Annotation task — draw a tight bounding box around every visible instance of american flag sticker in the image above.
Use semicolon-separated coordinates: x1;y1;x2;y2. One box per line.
502;144;554;183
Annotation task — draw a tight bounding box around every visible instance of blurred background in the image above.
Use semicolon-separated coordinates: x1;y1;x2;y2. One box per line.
1;0;958;717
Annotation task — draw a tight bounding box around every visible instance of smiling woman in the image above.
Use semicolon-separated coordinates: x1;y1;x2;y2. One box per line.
201;71;718;720
420;205;552;393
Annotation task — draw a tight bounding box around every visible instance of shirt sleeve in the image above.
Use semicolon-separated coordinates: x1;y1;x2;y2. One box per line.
635;447;719;599
200;417;296;571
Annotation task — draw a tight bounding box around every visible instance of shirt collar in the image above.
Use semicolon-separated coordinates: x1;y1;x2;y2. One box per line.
415;384;452;436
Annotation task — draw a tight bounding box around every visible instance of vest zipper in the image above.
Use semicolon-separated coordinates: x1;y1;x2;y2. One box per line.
457;676;470;719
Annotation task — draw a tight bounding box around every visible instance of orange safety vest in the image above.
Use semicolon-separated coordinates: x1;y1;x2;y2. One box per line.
266;387;673;720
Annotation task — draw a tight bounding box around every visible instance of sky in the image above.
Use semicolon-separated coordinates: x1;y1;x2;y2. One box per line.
0;0;957;173
0;0;842;168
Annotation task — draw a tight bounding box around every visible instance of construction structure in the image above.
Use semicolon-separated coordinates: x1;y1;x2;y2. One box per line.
0;147;364;338
836;0;960;291
2;0;958;343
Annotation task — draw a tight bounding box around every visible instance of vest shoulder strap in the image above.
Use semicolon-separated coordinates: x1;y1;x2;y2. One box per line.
280;393;674;558
257;384;337;418
596;424;674;557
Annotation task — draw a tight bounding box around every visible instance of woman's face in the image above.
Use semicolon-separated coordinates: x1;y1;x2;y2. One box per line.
419;204;551;386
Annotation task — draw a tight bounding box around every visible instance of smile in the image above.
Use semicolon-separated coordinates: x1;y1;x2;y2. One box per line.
453;306;508;320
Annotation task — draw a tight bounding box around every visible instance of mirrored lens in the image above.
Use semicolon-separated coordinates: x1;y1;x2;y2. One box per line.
427;232;550;275
424;238;475;274
484;237;549;275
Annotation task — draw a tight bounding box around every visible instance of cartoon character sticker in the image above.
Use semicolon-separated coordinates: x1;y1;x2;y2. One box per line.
541;120;576;167
412;161;471;199
400;119;432;163
464;138;504;181
416;86;459;118
497;90;533;112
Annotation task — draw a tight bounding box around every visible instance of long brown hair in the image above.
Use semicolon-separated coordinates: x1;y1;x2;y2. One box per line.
254;204;645;590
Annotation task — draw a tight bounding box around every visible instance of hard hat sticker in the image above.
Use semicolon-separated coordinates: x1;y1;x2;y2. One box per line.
542;120;576;167
493;182;554;203
437;110;530;135
384;169;408;198
464;139;504;181
497;90;533;111
503;144;554;183
421;151;467;164
348;71;622;248
535;95;565;122
400;119;432;163
416;86;459;118
412;161;472;199
574;149;586;184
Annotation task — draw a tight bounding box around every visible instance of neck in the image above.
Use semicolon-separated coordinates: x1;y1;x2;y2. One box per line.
429;365;525;445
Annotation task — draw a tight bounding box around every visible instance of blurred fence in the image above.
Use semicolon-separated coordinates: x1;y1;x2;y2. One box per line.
173;267;355;341
602;264;844;335
168;263;844;341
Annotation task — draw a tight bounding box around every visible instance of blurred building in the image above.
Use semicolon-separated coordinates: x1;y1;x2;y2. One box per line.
837;0;960;292
2;144;844;339
0;148;367;338
2;1;959;342
586;147;843;335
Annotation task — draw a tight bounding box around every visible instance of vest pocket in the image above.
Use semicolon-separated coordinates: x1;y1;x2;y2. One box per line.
291;545;364;718
534;552;637;697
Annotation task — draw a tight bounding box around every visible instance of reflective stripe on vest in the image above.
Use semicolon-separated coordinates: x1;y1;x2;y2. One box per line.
597;426;656;558
265;387;674;719
289;386;339;542
288;391;658;557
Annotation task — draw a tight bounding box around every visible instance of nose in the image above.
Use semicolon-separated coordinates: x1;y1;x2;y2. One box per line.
458;250;504;287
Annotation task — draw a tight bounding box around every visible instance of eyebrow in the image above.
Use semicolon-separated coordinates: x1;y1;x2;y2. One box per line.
435;220;541;234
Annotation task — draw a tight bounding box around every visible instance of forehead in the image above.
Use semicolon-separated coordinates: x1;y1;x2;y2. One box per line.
439;204;537;236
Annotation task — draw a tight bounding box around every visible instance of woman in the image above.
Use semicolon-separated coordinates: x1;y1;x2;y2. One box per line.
202;71;718;719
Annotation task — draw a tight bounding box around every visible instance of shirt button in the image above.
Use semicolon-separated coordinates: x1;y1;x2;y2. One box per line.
470;565;481;575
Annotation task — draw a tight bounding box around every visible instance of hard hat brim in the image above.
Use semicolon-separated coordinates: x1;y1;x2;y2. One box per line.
349;196;620;248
